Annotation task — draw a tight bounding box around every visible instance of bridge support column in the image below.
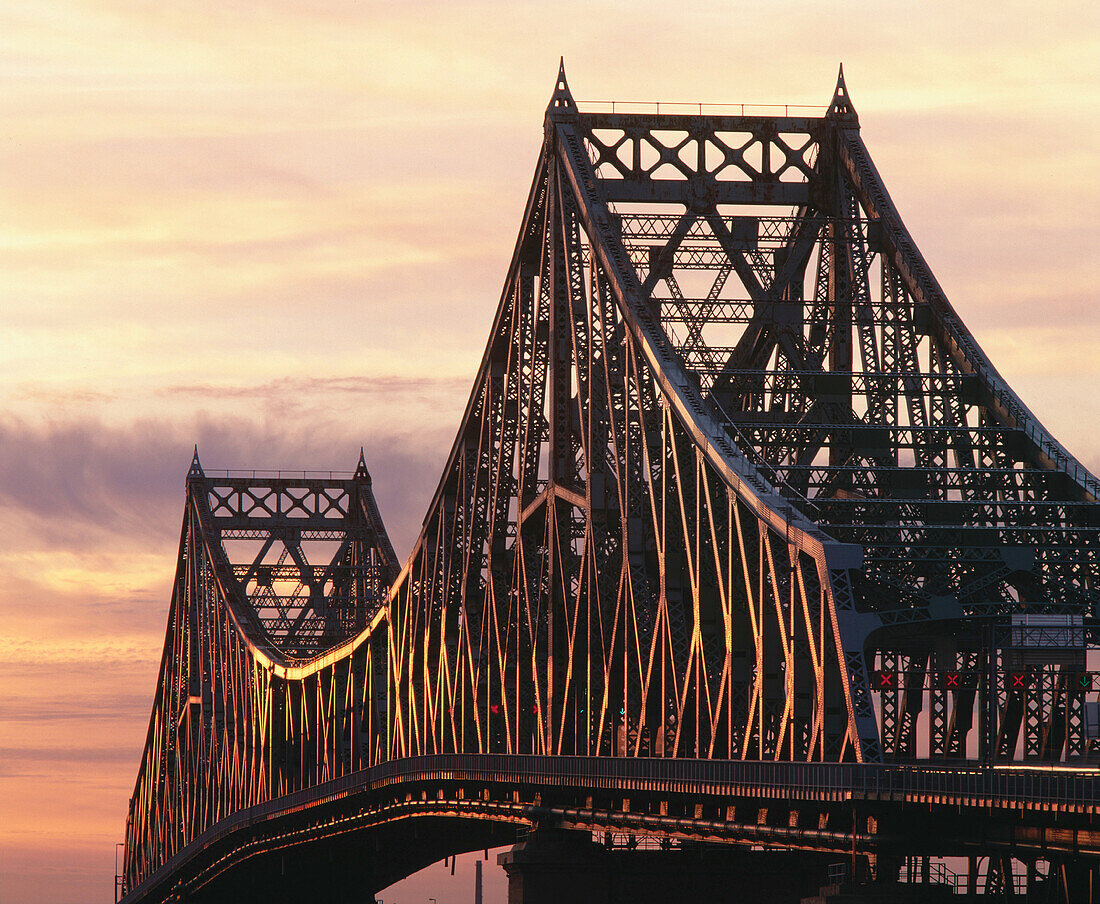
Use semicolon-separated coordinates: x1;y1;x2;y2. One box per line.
497;829;604;904
497;828;833;904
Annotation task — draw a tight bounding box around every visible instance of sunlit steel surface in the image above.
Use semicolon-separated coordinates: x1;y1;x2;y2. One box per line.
121;67;1100;903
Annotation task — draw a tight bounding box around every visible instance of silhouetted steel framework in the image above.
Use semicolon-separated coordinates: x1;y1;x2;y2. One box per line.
122;67;1100;903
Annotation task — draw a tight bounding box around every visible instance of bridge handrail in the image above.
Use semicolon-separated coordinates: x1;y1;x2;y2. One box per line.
576;100;830;116
200;469;357;480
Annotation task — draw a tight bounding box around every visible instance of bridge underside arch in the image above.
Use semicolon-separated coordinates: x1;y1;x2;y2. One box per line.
168;816;512;904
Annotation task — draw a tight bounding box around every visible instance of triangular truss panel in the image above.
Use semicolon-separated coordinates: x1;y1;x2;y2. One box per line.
200;452;398;658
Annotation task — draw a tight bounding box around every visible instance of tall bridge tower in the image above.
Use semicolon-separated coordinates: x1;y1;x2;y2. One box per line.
120;67;1099;904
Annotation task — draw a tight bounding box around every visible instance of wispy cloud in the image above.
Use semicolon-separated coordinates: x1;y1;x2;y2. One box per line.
0;411;453;554
157;373;471;411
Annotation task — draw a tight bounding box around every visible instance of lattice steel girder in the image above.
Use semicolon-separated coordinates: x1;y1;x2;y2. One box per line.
603;181;810;206
205;479;357;528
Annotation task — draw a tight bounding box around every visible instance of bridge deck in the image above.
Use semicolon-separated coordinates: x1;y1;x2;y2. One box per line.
121;755;1098;904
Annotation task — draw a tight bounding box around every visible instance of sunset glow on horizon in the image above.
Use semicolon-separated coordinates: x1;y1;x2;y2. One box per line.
2;2;1099;901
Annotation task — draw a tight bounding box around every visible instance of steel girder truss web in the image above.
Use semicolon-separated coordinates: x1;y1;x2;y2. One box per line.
122;66;1100;891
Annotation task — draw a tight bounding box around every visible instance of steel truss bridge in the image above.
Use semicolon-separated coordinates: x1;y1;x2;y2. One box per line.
121;67;1100;903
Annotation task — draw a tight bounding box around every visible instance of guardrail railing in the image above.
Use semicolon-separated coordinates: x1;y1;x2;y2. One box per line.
577;100;829;116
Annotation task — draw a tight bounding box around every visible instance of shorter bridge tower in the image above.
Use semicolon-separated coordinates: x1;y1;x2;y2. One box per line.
123;450;399;891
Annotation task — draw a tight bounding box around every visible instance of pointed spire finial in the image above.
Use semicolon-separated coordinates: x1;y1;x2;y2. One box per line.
827;62;858;123
354;447;372;484
546;56;576;118
188;444;205;481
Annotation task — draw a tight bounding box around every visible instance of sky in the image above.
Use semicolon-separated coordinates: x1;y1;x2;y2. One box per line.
1;1;1099;902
